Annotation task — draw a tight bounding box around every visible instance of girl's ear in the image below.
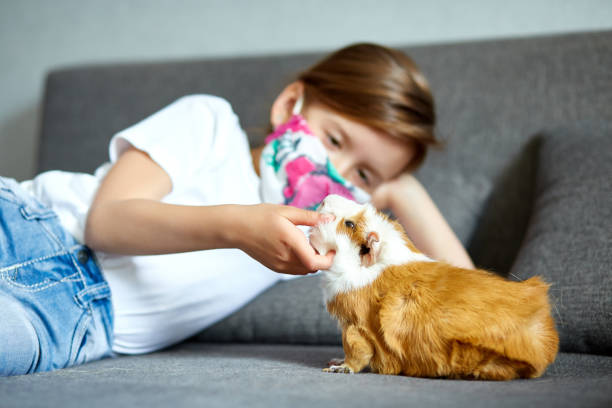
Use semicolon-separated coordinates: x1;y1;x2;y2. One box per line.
360;231;380;267
270;81;305;128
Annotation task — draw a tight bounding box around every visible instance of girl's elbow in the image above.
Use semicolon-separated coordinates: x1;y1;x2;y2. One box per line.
83;211;105;251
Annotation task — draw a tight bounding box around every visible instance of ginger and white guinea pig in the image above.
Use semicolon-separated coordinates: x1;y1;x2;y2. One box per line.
308;194;559;380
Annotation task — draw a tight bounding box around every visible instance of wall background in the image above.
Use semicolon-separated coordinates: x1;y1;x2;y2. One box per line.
1;0;611;180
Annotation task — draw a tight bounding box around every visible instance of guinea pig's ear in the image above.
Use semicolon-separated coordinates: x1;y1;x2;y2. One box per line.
360;231;380;267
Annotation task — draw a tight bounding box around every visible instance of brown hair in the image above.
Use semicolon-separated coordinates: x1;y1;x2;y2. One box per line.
296;43;439;171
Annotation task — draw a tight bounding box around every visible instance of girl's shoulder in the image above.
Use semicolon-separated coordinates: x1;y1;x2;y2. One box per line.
170;94;237;118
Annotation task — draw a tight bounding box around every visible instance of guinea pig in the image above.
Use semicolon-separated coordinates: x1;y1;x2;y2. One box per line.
308;194;559;380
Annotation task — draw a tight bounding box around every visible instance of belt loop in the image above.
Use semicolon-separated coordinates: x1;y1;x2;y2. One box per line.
75;282;111;309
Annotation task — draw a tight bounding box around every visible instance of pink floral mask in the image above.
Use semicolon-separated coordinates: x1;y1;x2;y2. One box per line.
259;96;371;210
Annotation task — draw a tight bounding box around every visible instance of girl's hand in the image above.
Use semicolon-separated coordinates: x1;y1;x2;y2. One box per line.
229;203;336;275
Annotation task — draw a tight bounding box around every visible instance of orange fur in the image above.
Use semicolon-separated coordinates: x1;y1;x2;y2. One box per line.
325;216;559;380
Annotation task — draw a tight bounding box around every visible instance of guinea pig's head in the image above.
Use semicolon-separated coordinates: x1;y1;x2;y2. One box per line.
309;195;380;269
309;195;426;284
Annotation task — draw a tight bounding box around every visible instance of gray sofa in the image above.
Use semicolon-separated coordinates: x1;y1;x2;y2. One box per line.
2;30;611;407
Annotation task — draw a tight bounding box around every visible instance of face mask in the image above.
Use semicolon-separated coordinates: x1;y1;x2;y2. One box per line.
259;95;371;210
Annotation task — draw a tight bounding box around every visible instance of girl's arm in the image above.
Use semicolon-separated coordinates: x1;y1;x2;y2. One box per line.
372;174;475;269
85;146;334;274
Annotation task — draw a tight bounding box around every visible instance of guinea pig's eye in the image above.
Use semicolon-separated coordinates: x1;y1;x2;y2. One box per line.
344;220;355;229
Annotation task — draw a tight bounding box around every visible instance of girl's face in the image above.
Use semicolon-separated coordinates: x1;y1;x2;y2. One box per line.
301;101;417;194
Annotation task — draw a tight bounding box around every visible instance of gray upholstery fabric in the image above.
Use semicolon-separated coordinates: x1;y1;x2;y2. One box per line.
510;123;612;355
1;344;611;408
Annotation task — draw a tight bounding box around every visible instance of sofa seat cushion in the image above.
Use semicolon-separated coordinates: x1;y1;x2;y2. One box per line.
1;343;611;408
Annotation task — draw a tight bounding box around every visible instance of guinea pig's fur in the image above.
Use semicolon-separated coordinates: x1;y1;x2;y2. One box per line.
309;194;559;380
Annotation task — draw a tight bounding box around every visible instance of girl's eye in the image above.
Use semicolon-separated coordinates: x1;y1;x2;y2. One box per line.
327;134;341;147
357;169;369;185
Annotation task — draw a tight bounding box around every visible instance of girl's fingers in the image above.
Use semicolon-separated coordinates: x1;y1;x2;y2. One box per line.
283;206;334;226
317;250;335;270
287;228;335;271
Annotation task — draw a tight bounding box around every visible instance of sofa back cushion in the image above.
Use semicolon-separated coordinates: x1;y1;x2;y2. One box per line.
40;30;612;273
509;123;612;355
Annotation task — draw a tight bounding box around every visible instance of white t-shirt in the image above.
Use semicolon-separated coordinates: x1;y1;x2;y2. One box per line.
20;95;289;354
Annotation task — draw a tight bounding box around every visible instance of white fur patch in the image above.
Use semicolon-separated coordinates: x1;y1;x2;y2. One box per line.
309;195;432;303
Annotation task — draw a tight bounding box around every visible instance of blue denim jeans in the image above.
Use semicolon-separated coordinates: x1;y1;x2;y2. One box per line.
0;176;114;376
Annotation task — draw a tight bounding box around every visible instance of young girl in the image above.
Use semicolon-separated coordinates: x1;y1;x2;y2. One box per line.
0;43;473;376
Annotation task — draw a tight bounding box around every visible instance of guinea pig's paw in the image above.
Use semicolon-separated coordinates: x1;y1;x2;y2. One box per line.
323;363;354;374
327;357;345;366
